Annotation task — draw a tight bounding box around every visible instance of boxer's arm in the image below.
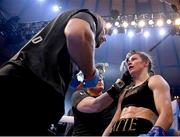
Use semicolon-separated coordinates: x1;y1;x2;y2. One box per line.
103;96;122;136
147;75;173;135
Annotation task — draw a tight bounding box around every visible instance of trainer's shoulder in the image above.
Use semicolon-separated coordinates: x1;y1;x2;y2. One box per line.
71;90;89;107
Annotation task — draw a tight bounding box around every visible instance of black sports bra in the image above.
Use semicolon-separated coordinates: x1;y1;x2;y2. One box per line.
121;80;159;116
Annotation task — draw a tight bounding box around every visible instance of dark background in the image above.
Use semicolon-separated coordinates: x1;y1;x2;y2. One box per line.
0;0;179;114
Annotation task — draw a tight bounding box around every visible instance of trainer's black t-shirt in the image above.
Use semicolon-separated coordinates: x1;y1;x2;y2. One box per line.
7;9;101;97
71;90;116;136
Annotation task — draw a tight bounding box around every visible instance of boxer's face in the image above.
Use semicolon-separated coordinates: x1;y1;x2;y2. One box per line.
127;53;149;75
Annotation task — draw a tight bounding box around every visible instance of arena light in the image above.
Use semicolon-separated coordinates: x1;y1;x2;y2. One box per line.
166;19;172;24
175;18;180;25
122;21;128;28
148;20;154;25
156;19;164;27
159;28;167;36
127;30;135;37
52;5;61;12
174;96;179;99
138;20;146;28
131;21;136;26
114;21;120;27
112;28;118;35
103;12;180;35
143;31;150;38
106;22;112;30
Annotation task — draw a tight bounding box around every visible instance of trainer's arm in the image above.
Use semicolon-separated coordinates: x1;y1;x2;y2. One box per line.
76;80;127;113
149;75;173;131
77;92;114;113
64;18;96;78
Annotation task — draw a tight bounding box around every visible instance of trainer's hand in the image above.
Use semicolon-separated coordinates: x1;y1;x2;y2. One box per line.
70;71;83;88
83;63;109;88
70;69;101;89
70;78;81;88
83;69;100;88
70;63;108;89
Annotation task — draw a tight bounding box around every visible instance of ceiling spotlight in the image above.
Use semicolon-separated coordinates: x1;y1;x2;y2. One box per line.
138;20;146;28
106;22;112;30
112;28;118;35
131;21;136;26
166;19;172;24
156;19;164;27
175;18;180;25
148;20;154;25
159;28;167;36
114;21;120;27
143;31;150;38
127;30;135;37
122;21;129;28
52;5;61;12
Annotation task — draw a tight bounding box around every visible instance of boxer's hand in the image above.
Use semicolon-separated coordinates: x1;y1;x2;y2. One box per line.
121;70;132;86
147;126;166;136
107;71;132;100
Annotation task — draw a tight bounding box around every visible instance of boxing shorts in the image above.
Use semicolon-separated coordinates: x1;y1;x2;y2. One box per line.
110;118;153;136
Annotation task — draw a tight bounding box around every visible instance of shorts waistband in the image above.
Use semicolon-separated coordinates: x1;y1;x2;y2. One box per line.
110;117;153;136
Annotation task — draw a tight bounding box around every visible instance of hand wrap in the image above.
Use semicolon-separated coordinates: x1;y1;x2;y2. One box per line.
70;63;108;89
167;128;175;136
70;71;84;88
70;70;100;89
83;63;109;88
147;126;166;136
83;69;100;88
